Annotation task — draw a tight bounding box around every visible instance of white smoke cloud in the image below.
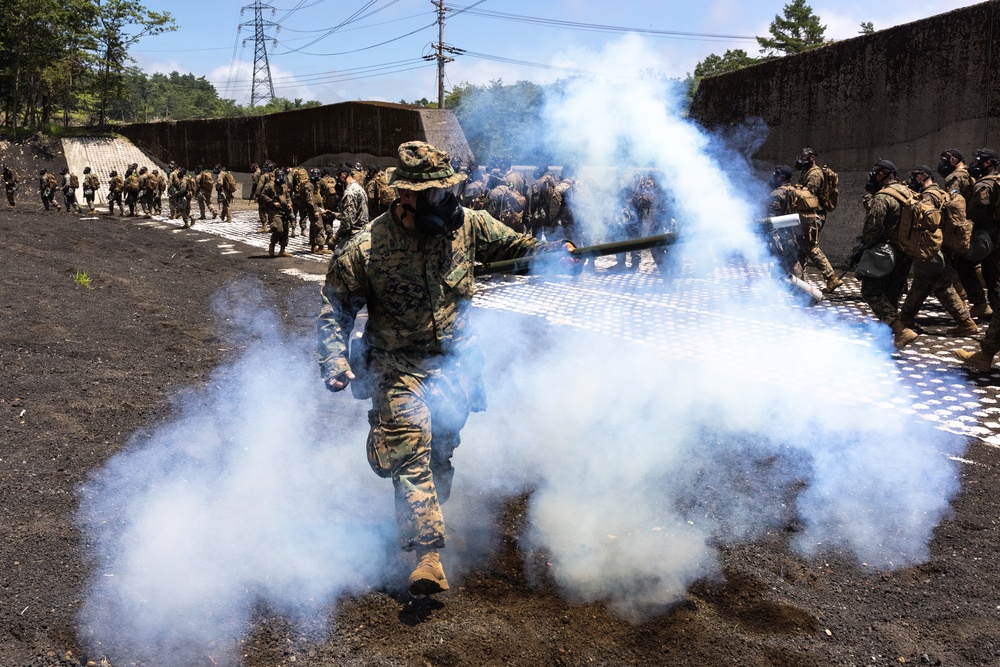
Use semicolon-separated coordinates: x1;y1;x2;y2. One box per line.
77;284;394;665
455;33;968;618
78;32;970;662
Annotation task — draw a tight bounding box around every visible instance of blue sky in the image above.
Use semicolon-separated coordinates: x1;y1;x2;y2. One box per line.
131;0;984;106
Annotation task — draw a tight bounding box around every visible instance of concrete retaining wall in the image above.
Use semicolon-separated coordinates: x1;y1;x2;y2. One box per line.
117;102;473;175
690;1;1000;263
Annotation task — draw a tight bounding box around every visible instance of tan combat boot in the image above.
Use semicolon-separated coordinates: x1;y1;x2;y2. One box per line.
947;318;979;336
823;275;843;294
889;319;918;349
278;246;291;257
970;302;993;320
408;549;449;596
955;348;996;372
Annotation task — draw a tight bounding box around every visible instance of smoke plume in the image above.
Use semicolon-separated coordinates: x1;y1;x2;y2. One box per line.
77;33;969;663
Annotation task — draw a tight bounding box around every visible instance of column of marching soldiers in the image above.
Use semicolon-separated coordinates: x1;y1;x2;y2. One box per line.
5;146;1000;371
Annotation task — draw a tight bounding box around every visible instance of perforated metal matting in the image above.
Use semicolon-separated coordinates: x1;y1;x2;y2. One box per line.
98;205;1000;454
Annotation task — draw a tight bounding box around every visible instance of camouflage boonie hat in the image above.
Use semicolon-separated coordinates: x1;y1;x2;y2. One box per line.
386;141;468;191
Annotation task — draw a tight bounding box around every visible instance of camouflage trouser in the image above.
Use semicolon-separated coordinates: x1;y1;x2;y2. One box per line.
799;218;835;279
366;351;485;551
267;209;290;249
860;254;913;324
197;191;216;218
108;192;124;215
125;190;138;215
5;184;14;206
83;189;95;210
176;196;192;222
63;189;80;212
308;209;328;247
218;193;232;221
900;262;970;323
41;188;58;210
257;201;267;228
954;255;989;308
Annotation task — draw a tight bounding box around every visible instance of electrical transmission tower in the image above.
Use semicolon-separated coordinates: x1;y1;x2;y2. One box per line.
425;0;465;108
240;0;278;107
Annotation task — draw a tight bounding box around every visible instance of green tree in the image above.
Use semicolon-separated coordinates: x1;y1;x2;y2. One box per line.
756;0;827;56
91;0;175;128
859;21;875;35
685;49;759;108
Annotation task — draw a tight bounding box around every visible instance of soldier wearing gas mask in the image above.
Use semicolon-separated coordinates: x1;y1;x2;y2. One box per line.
318;141;574;597
939;148;990;320
956;148;1000;371
859;159;919;348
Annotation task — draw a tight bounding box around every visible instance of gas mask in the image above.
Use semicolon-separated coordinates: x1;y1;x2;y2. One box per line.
767;172;784;189
969;158;985;179
937;154;955;177
864;168;884;194
403;187;465;238
795;157;811;170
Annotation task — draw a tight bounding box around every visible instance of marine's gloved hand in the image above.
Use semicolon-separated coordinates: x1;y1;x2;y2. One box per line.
559;241;582;272
325;370;356;393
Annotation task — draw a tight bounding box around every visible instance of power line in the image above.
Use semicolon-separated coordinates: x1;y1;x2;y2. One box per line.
448;5;759;42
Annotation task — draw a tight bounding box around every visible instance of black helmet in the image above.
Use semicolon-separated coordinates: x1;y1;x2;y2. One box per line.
139;166;148;174
213;164;221;174
109;170;117;177
178;167;187;176
309;168;320;181
321;167;331;177
353;162;363;172
335;164;351;178
533;165;549;180
83;166;91;174
60;167;68;174
275;169;286;184
40;169;46;175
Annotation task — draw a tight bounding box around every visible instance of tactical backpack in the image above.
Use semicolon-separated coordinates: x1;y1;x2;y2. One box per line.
880;186;942;261
941;189;972;254
818;165;839;212
69;174;79;189
788;185;820;214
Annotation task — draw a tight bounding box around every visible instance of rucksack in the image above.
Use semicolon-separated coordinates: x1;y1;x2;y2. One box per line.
818;165;839;212
787;184;819;214
880;186;942;261
941;189;972;254
70;174;79;189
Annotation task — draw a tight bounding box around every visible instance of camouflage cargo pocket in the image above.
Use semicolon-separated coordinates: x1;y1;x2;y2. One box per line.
365;408;395;478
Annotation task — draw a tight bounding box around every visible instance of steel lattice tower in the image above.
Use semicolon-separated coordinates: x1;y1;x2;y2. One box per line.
241;0;277;107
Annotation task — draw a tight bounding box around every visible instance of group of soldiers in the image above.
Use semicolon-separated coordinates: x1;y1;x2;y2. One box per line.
768;145;1000;373
248;160;394;257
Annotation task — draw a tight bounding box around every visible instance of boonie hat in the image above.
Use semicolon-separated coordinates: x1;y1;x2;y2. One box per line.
386;141;468;191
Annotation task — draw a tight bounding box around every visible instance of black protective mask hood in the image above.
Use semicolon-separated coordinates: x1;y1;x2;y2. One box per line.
403;190;465;238
937;157;956;177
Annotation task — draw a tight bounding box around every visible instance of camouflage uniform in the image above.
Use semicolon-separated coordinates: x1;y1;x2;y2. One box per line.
967;169;1000;356
317;153;556;553
249;164;262;201
137;169;153;218
319;174;341;248
82;170;100;212
947;165;988;312
365;168;394;220
527;171;558;236
167;167;182;218
898;183;972;327
40;171;59;210
152;170;166;214
485;182;526;233
196;169;217;219
301;176;328;252
107;173;125;216
177;172;197;227
860;180;913;323
215;168;237;222
287;167;309;236
459;172;488;210
257;174;293;255
796;164;837;283
256;169;275;232
3;166;18;207
62;171;82;213
766;183;806;277
124;170;140;216
332;180;369;252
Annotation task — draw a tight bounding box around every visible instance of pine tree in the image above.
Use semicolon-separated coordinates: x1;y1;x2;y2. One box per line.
756;0;828;56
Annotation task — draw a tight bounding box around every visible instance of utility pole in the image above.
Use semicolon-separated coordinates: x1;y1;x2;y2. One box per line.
425;0;464;108
240;0;278;107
